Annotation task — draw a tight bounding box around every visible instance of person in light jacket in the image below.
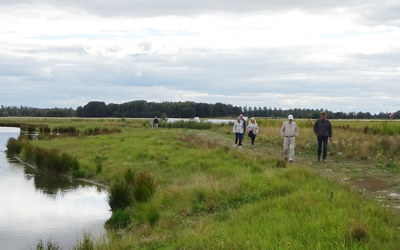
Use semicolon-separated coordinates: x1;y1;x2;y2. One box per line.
280;114;298;163
313;111;332;162
246;117;259;146
233;116;244;148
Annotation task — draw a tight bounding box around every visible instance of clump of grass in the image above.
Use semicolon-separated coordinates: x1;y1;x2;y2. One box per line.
107;170;156;211
33;147;79;174
133;172;156;202
36;239;60;250
275;158;287;168
53;126;78;134
147;207;160;226
351;222;369;241
107;181;132;211
9;139;80;175
93;155;107;174
39;125;51;134
72;233;96;250
6;137;23;155
106;209;132;229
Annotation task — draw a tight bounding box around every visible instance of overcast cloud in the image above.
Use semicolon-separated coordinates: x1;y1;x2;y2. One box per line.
1;0;400;114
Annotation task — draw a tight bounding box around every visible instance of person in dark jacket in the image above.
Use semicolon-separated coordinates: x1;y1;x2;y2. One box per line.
153;116;159;129
313;112;332;162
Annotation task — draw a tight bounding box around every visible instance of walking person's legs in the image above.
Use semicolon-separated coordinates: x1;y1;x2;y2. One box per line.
235;133;240;146
322;137;328;161
251;134;256;145
289;137;295;162
283;137;289;161
317;136;323;161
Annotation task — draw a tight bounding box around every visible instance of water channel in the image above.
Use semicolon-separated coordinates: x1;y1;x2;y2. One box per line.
0;127;111;249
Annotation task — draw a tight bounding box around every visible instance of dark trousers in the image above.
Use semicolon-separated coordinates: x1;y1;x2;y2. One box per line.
235;133;242;146
317;136;329;160
249;132;256;145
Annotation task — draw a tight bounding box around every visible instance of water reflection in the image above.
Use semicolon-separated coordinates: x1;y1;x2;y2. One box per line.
23;165;102;197
0;128;111;249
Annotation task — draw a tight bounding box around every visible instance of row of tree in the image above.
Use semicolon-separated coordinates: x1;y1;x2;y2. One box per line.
1;102;399;119
0;106;75;117
75;101;242;118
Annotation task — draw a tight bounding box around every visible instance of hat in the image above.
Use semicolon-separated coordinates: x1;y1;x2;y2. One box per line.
288;115;293;120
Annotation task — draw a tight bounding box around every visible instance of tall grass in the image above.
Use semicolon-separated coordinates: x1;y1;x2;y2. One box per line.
7;138;81;175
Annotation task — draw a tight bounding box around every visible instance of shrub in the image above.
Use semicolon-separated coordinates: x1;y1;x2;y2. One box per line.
133;172;156;202
124;168;135;184
147;207;160;226
351;223;369;241
6;138;23;155
106;209;132;229
107;181;133;211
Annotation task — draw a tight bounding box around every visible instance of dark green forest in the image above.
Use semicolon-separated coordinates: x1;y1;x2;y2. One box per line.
1;101;399;119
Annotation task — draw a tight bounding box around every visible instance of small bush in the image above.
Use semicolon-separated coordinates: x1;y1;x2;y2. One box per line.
27;125;37;133
147;207;160;226
124;168;135;184
106;209;132;229
351;223;369;241
133;172;156;202
108;181;133;211
6;138;23;155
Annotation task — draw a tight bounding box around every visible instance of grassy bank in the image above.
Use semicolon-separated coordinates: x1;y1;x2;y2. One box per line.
2;117;400;249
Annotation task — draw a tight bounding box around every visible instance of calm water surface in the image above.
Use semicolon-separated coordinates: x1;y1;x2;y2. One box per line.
0;127;111;249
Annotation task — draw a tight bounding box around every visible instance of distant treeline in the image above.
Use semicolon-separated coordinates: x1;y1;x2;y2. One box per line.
0;105;75;117
1;101;399;119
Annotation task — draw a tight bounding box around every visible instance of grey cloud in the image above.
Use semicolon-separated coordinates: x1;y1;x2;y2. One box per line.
1;40;399;112
0;0;374;17
2;0;398;26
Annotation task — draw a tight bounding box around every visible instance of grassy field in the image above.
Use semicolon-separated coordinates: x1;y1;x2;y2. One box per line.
1;117;400;249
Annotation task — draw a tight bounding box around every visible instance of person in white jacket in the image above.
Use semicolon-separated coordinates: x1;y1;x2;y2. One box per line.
233;116;244;147
280;114;298;163
246;117;259;146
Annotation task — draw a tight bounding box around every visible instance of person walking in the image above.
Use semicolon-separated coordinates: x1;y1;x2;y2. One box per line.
313;111;333;162
153;116;159;129
239;114;246;142
246;117;259;146
233;116;245;148
280;114;298;163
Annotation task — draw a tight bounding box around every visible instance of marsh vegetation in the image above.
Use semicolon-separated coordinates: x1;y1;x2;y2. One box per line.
2;117;400;249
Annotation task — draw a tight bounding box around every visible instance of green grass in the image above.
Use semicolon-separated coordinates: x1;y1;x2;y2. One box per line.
1;117;400;249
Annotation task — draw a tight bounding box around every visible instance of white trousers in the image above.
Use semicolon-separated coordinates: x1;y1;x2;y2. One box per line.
283;137;295;161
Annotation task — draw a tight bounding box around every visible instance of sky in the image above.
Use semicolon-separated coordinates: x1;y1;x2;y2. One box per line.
1;0;400;114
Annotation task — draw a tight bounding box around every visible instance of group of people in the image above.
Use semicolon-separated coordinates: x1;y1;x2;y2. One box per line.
233;112;333;163
232;114;259;148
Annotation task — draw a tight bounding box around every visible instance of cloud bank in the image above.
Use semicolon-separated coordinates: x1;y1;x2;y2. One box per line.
1;0;400;113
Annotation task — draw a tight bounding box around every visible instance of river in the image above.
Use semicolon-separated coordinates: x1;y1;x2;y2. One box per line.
0;127;111;249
